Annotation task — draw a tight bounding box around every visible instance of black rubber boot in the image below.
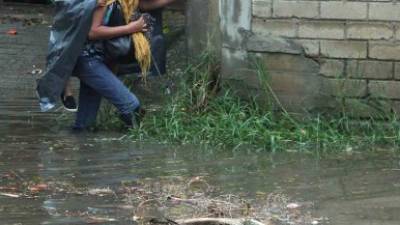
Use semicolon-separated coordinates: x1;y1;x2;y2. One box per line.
120;107;146;129
135;107;146;126
119;112;137;129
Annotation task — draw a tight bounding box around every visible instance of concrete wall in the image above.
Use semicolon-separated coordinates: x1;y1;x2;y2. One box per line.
249;0;400;116
188;0;400;116
217;0;331;113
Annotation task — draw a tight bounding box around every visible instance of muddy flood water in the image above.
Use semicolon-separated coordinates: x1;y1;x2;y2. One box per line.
1;95;400;225
1;3;400;225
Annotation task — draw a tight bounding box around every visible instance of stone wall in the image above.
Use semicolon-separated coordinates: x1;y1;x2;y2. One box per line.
252;0;400;107
193;0;400;116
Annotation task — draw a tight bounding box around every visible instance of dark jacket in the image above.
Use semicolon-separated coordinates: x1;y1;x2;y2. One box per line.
36;0;97;109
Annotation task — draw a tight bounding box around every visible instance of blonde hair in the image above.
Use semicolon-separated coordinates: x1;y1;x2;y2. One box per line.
107;0;151;81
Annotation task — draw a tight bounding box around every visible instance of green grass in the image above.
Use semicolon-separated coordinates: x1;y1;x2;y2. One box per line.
95;52;400;152
130;92;400;152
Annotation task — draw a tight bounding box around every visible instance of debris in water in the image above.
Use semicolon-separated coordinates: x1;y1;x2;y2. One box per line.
30;65;43;75
0;174;323;224
286;203;301;209
88;188;114;196
0;192;21;198
135;199;165;222
0;186;18;192
187;176;210;193
86;216;118;224
28;183;48;192
31;68;43;75
345;146;353;153
6;28;17;35
177;218;265;225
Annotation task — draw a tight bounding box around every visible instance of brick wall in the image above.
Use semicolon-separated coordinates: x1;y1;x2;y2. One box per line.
250;0;400;115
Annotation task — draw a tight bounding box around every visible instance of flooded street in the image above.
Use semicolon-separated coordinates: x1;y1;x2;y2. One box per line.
2;98;400;225
1;3;400;225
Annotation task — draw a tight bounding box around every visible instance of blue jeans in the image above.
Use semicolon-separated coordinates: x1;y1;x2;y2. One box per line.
73;55;140;129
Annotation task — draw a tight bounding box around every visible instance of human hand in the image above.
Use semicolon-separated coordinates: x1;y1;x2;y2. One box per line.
127;16;148;33
97;0;106;7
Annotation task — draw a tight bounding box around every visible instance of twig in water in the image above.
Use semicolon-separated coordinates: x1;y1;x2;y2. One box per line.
0;192;21;198
177;218;265;225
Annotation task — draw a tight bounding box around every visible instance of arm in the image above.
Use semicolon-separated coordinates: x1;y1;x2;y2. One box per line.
88;6;147;40
139;0;176;11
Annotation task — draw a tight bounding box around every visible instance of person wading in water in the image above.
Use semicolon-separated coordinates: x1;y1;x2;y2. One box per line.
37;0;178;130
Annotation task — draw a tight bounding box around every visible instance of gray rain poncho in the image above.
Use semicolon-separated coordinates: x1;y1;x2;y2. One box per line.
36;0;97;112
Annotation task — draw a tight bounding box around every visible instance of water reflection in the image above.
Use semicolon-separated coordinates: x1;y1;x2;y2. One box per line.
1;100;400;224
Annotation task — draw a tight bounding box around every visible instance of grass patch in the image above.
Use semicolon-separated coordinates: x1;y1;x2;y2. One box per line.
95;52;400;152
131;93;400;152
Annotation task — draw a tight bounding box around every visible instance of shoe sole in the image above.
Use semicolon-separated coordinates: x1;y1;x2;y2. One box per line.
36;90;56;112
60;92;78;113
63;107;78;113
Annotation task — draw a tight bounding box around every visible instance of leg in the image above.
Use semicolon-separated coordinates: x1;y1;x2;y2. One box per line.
74;81;102;129
74;56;140;129
149;9;167;76
61;78;78;112
150;34;167;75
63;79;74;97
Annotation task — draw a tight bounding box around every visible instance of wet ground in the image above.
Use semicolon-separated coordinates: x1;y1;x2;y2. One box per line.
1;3;400;225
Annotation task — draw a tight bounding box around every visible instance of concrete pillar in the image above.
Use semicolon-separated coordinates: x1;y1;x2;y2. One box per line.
219;0;254;87
186;0;221;57
219;0;252;49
